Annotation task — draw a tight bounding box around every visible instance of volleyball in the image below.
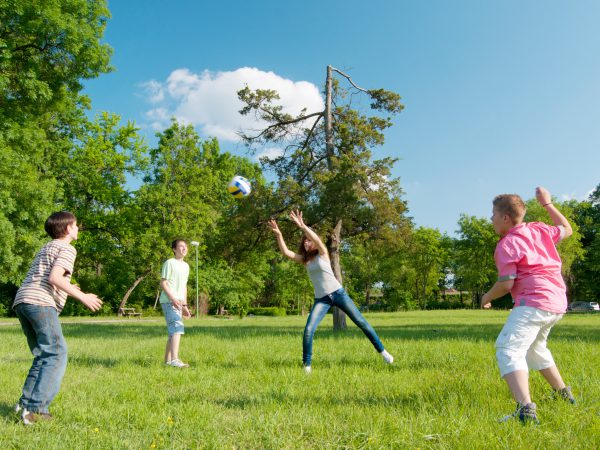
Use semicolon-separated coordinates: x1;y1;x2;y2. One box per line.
227;175;252;198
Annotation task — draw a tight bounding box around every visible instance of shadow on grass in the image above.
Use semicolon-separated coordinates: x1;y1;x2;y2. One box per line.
41;321;600;344
0;402;18;420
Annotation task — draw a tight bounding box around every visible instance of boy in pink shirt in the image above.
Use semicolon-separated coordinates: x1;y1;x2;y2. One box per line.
481;186;575;424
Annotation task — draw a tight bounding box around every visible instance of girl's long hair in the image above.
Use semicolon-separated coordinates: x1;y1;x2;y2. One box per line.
298;235;319;264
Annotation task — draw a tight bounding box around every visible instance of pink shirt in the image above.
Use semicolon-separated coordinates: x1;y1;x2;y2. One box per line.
494;222;566;314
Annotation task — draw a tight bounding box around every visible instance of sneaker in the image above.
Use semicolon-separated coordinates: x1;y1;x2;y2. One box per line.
169;359;189;368
554;386;576;404
303;365;312;374
14;403;22;414
165;360;172;366
499;402;539;424
518;402;539;424
21;409;53;425
380;349;394;364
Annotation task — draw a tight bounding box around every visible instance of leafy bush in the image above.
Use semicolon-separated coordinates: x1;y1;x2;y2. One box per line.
247;307;286;317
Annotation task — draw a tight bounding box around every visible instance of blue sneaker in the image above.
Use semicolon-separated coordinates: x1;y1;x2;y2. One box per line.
499;402;539;424
554;386;576;404
518;402;539;424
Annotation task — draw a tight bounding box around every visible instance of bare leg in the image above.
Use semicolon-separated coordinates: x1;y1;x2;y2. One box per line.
539;365;566;390
164;337;173;363
504;370;531;404
169;333;181;361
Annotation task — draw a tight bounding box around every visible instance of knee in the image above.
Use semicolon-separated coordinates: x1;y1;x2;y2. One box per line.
303;325;316;339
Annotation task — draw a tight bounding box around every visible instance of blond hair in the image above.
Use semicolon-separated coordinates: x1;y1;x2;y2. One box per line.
493;194;526;223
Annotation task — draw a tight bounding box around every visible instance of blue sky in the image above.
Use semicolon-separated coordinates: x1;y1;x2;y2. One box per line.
84;0;600;235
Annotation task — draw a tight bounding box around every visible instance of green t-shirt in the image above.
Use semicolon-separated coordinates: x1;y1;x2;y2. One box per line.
159;258;190;304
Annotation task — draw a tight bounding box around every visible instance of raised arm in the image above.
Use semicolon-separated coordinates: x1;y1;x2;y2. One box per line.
266;219;303;263
536;186;573;238
289;210;328;256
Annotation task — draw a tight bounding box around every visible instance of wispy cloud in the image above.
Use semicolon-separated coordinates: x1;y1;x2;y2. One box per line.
256;147;284;161
139;67;324;143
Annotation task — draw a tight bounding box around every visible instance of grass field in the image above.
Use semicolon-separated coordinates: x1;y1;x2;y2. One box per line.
1;310;599;449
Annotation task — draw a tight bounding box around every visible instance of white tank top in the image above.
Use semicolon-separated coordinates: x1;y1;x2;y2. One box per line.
306;254;342;298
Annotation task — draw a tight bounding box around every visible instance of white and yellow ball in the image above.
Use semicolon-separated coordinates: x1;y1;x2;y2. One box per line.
227;175;252;198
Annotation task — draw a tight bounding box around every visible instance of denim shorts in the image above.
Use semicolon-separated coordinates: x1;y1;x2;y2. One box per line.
161;303;185;336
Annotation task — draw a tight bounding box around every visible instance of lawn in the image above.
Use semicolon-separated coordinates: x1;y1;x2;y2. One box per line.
0;310;598;449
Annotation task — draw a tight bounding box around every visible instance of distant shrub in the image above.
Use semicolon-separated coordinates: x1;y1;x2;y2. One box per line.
247;307;286;317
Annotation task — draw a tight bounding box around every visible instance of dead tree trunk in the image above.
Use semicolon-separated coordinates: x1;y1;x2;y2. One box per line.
327;219;347;330
118;271;150;316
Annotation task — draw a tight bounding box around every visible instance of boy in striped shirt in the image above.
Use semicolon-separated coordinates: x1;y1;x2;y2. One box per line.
13;211;103;425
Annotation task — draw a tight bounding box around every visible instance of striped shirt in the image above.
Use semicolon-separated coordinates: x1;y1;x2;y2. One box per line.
13;240;77;313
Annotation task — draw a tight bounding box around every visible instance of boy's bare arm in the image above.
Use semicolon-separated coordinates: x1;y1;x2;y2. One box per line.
481;280;514;308
536;186;573;238
48;265;103;311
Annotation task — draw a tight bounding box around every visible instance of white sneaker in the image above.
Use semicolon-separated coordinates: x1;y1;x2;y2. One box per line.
303;365;312;374
14;403;22;413
380;350;394;364
169;359;189;368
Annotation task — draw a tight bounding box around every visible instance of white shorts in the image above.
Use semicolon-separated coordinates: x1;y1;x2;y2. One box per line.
495;306;563;377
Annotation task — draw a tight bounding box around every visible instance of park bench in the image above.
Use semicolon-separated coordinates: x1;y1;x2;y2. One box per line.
119;307;142;318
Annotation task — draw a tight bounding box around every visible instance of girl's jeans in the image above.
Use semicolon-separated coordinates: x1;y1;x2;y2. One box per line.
14;303;68;414
303;288;384;366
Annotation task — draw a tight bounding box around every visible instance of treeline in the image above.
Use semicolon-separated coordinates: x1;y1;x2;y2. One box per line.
1;1;598;316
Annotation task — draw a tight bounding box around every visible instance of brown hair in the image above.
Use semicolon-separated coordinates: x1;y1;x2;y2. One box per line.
171;239;187;250
45;211;77;239
298;235;319;264
493;194;526;223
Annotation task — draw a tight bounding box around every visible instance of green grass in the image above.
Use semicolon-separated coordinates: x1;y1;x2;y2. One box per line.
1;311;599;449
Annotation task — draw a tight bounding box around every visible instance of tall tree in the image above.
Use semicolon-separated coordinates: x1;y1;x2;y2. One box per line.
238;66;407;329
452;215;498;308
0;0;112;289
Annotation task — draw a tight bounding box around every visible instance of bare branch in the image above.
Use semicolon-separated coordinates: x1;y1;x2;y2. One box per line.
239;111;324;143
331;67;369;94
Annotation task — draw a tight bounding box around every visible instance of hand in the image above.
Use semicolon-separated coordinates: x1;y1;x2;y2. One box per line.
536;186;552;206
80;293;103;312
481;293;492;309
171;299;183;310
266;219;282;236
182;306;191;318
289;209;305;228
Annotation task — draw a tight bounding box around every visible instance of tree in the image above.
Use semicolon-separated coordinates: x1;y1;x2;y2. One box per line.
0;0;112;122
566;186;599;300
0;0;112;308
404;227;449;309
238;66;408;329
452;215;498;308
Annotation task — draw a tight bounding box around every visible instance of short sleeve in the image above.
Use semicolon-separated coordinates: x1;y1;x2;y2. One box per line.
54;245;77;275
161;260;173;281
494;240;519;281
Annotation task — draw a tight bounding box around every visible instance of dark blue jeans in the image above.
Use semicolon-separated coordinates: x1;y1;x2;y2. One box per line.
14;303;68;414
303;288;385;366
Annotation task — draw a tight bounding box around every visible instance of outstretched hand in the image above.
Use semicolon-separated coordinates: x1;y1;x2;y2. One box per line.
80;293;103;312
289;210;306;228
266;219;282;236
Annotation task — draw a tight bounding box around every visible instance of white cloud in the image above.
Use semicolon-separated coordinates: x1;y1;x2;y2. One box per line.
139;80;165;103
256;147;284;161
140;67;324;142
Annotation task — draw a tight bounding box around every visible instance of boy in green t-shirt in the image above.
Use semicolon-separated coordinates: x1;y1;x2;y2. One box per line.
159;239;191;368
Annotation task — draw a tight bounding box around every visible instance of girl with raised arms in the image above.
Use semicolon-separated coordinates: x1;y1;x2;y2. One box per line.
267;210;394;373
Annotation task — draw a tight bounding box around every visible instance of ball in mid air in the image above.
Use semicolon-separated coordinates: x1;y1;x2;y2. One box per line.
227;175;252;198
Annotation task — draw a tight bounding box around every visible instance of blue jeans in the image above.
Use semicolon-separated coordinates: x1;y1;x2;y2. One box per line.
14;303;68;414
303;288;385;365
